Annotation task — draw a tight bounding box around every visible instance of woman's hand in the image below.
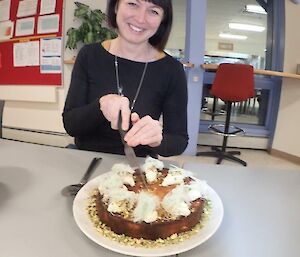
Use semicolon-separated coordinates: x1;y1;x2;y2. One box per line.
124;113;163;148
99;94;131;130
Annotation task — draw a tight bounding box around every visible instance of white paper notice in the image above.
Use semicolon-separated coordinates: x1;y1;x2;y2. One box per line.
40;0;56;15
40;37;61;73
0;0;11;22
17;0;38;18
15;17;35;36
0;20;14;40
13;41;39;67
40;56;61;73
40;37;61;56
37;14;59;34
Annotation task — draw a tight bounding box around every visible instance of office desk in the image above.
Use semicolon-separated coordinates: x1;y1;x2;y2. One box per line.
0;139;299;257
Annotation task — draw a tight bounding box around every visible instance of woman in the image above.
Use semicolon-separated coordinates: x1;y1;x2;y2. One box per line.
63;0;188;157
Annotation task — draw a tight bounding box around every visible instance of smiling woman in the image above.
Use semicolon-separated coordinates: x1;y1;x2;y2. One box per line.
62;0;189;158
107;0;173;53
108;0;165;61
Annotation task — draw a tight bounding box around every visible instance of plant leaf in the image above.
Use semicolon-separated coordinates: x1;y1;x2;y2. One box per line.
84;32;94;44
92;9;106;23
66;28;79;49
74;2;89;18
66;2;116;49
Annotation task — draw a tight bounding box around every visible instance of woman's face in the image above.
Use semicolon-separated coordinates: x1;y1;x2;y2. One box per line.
115;0;164;45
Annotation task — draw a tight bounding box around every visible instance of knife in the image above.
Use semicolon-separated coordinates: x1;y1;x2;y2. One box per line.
118;110;148;188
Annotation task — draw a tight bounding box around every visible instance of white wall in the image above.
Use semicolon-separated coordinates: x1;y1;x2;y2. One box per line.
205;38;266;58
272;0;300;158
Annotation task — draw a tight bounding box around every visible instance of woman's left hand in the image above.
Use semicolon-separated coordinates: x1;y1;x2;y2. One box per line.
124;113;162;148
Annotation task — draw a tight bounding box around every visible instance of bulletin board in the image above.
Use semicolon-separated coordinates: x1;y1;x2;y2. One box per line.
0;0;64;86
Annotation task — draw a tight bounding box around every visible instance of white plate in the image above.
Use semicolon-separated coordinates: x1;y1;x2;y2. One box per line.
73;173;224;257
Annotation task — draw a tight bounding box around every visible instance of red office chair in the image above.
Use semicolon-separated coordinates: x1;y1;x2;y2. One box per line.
197;63;255;166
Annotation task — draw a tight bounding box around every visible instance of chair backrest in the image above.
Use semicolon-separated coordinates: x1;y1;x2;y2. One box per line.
0;100;5;138
210;63;255;102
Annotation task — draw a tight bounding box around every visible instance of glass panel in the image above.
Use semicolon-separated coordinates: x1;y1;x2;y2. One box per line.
205;0;267;69
202;0;268;126
201;85;269;126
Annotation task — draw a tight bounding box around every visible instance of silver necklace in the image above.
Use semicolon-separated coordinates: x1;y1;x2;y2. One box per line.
114;55;148;111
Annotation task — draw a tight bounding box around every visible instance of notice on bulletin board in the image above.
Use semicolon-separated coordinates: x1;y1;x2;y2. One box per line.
37;14;59;34
40;0;56;15
13;41;39;67
15;17;35;36
0;20;14;40
17;0;38;18
40;37;62;74
0;0;11;22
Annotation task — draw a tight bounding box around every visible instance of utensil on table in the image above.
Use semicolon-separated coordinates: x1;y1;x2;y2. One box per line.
61;157;102;196
118;110;148;188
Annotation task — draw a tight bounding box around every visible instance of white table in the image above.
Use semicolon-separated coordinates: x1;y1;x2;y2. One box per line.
0;139;130;257
0;139;299;257
181;162;300;257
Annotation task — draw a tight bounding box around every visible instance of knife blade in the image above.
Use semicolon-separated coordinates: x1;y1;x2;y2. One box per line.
118;110;148;188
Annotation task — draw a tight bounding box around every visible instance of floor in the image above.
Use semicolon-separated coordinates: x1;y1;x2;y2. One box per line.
160;146;300;171
201;95;261;125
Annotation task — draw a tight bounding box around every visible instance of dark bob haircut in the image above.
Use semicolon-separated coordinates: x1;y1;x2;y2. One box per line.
106;0;173;51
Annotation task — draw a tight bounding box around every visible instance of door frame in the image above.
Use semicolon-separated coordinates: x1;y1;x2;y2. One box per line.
183;0;285;155
183;0;206;155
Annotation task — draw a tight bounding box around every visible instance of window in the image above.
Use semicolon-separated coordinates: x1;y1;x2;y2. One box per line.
205;0;267;69
201;0;268;127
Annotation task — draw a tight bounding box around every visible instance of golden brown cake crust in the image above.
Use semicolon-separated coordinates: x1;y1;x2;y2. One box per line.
94;168;205;240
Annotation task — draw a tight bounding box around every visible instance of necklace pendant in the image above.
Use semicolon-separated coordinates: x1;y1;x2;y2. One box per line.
114;55;148;111
118;85;123;96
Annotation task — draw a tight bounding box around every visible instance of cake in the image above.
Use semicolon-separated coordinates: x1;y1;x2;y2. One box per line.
91;157;209;241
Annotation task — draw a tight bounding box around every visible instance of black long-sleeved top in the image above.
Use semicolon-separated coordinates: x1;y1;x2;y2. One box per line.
63;43;188;157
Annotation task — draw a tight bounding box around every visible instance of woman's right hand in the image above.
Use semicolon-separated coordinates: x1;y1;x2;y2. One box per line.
99;94;131;130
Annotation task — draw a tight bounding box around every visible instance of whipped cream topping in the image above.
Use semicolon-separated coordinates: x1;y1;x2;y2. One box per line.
161;175;209;218
111;163;135;186
186;180;209;199
112;163;135;174
133;192;160;223
162;185;191;217
97;163;137;215
97;159;209;222
161;165;186;186
161;170;185;186
98;172;124;194
106;188;137;214
142;156;164;183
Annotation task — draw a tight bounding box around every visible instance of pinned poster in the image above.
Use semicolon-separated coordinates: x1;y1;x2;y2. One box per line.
0;0;11;22
13;41;39;67
0;20;14;40
40;37;61;73
17;0;38;18
40;0;57;15
15;17;35;36
37;14;59;34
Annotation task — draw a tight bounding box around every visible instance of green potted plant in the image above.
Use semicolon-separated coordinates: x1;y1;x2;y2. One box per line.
66;2;117;50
